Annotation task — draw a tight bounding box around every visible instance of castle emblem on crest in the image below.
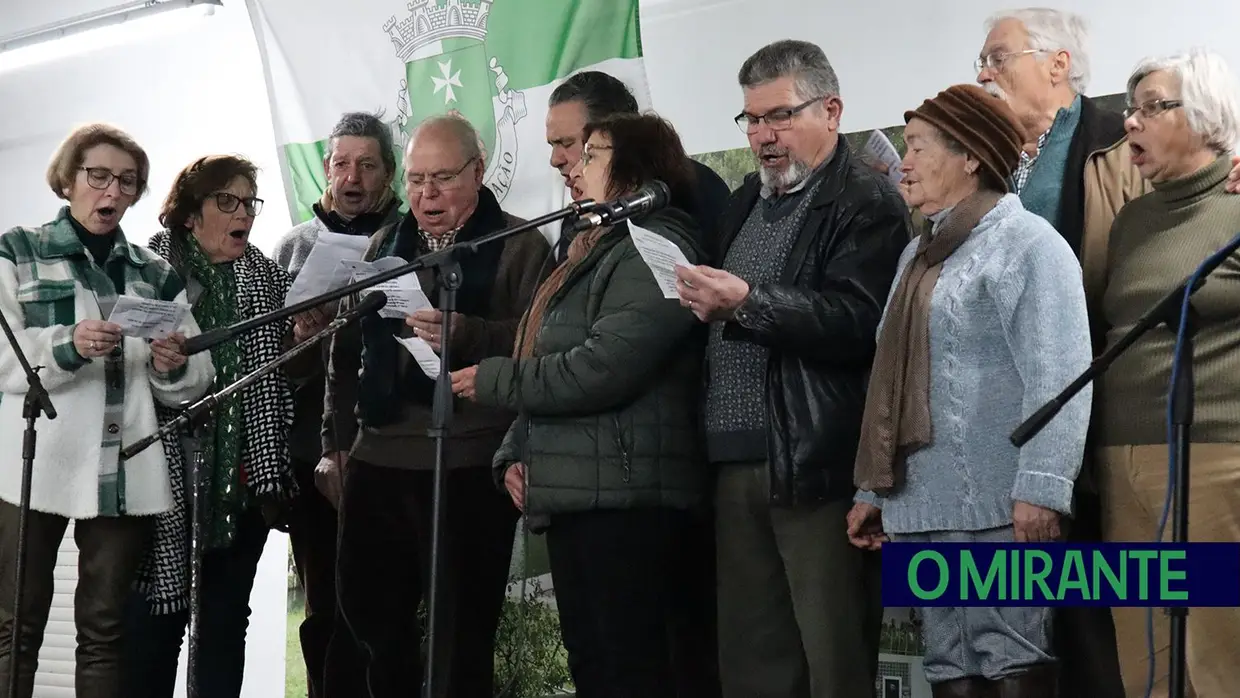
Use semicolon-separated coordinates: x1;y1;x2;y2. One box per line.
383;0;528;203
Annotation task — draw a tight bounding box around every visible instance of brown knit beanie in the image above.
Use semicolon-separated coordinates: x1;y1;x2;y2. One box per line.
904;84;1028;193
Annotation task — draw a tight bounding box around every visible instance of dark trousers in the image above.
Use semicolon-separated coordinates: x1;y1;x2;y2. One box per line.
288;457;340;698
323;461;518;698
667;506;722;698
0;498;152;698
714;463;883;698
546;506;708;698
119;506;270;698
1055;491;1125;698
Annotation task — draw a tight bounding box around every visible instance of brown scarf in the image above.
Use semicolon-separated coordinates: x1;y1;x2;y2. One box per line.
854;190;1002;495
513;227;609;359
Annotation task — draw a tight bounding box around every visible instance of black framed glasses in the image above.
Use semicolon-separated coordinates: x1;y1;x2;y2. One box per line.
80;167;142;196
1123;99;1184;120
735;96;824;134
212;192;264;216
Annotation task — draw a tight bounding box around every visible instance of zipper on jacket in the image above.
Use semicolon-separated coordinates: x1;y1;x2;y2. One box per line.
612;414;632;483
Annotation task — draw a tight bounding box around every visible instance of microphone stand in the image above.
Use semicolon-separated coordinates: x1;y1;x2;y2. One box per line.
0;310;57;698
1010;233;1240;698
120;297;382;698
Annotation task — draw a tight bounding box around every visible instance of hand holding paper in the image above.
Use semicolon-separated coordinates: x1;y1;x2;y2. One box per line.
395;335;442;379
628;224;692;299
344;257;432;319
107;295;192;339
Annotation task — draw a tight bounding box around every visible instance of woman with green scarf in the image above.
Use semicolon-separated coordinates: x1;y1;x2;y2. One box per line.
121;155;296;698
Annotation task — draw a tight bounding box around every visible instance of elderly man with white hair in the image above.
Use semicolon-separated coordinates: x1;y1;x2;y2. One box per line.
971;10;1240;698
1094;47;1240;698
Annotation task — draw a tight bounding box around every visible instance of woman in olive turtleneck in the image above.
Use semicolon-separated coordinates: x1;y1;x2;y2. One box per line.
1095;48;1240;697
0;124;213;698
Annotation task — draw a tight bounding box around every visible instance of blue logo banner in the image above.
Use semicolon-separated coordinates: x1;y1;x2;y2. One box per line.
881;542;1240;607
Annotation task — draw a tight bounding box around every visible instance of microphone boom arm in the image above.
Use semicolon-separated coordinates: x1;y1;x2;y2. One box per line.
121;297;372;461
183;200;594;356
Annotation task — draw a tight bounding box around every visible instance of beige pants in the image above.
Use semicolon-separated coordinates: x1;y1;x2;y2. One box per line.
1098;443;1240;698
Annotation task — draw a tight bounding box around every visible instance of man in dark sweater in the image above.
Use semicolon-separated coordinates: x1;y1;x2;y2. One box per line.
320;114;549;698
272;111;403;698
546;70;732;261
675;40;909;698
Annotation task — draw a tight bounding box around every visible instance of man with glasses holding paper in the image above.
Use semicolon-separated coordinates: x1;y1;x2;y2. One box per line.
320;113;548;697
673;40;910;697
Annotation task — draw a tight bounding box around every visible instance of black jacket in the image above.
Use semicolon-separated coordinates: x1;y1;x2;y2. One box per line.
714;139;912;506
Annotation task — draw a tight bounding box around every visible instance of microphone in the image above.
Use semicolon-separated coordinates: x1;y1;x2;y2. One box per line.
183;290;389;356
571;180;671;232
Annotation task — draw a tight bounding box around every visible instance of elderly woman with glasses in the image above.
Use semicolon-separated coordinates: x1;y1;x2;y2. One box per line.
449;113;710;696
0;123;213;698
120;155;295;698
1093;49;1240;698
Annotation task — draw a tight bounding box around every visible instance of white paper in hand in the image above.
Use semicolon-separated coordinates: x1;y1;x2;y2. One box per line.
284;231;372;307
107;295;191;339
341;257;433;319
628;224;692;299
395;335;441;379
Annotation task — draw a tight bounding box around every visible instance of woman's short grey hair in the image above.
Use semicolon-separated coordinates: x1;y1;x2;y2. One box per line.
327;111;397;174
1127;48;1240;154
738;40;840;102
985;8;1091;95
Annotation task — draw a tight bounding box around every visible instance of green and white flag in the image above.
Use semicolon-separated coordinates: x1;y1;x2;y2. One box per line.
246;0;650;233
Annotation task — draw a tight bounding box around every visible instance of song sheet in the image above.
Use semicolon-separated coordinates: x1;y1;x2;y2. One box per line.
341;257;432;319
107;295;191;339
628;223;692;299
283;231;372;307
865;129;905;184
395;335;441;379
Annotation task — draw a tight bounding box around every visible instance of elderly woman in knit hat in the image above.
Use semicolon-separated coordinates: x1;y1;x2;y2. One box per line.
846;83;1094;697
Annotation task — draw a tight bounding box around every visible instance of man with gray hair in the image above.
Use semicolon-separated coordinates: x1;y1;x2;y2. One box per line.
320;113;549;697
674;39;909;697
971;11;1240;698
272;110;403;698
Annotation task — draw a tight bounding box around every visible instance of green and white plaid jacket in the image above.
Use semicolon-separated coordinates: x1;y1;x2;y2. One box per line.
0;207;215;519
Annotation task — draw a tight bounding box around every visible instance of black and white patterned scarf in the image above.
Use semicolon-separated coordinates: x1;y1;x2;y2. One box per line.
135;230;296;615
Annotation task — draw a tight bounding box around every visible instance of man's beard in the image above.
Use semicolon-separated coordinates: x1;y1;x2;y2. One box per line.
757;145;812;197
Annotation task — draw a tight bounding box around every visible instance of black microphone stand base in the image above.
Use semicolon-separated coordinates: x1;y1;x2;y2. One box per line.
5;393;44;698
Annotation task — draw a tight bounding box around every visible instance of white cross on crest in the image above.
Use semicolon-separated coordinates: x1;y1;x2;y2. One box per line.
431;59;462;104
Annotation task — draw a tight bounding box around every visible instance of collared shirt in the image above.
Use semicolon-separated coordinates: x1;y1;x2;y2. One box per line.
1013;128;1051;195
420;226;461;252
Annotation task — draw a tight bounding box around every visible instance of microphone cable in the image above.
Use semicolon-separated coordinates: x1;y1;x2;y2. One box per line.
1145;229;1240;698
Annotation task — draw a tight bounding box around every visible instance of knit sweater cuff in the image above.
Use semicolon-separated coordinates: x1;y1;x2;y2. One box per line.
1011;470;1075;516
854;489;885;510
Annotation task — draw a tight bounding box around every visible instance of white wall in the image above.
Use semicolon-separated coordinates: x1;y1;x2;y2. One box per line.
639;0;1240;156
0;2;289;697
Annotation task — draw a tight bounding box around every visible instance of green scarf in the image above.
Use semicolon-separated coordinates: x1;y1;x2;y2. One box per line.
182;236;246;550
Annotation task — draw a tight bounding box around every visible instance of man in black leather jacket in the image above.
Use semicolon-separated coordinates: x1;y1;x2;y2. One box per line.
676;40;911;698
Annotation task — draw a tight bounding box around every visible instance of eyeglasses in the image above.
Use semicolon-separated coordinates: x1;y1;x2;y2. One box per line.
580;144;613;168
406;157;476;195
734;96;824;134
1123;99;1184;120
80;167;142;196
974;49;1046;73
212;192;264;216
